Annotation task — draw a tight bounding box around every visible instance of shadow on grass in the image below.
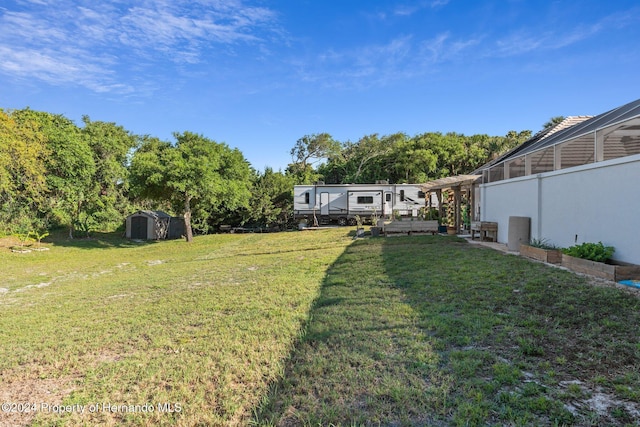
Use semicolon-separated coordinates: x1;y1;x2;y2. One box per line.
252;235;462;426
252;235;640;426
45;230;162;250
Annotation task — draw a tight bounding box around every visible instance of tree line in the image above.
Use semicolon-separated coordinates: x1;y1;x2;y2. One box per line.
288;130;531;185
1;107;531;241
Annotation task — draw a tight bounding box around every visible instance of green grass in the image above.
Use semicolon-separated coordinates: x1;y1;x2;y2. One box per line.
0;230;352;426
253;233;640;426
1;230;639;426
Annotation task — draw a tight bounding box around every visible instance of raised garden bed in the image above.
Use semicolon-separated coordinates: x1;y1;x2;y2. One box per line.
561;254;640;281
519;244;562;264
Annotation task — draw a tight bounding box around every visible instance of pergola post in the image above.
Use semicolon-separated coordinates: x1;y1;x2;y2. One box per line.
454;186;461;232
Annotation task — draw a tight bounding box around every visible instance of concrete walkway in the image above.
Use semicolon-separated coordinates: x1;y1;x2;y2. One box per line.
463;236;518;255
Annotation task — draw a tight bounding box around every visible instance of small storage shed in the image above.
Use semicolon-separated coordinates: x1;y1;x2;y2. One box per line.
125;210;185;240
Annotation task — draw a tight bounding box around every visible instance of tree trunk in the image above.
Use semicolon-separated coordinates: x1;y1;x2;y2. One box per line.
184;194;193;242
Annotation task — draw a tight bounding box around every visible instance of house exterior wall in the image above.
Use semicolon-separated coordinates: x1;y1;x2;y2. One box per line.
481;176;539;240
481;154;640;265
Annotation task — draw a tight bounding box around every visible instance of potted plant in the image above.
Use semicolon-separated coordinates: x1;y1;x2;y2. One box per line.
519;238;562;264
370;209;382;237
437;216;447;234
446;211;457;235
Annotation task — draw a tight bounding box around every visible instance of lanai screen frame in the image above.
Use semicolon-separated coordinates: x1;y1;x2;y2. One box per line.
483;100;640;183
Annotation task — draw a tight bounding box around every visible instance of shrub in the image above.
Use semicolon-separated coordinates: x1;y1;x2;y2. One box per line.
528;238;558;250
562;241;614;262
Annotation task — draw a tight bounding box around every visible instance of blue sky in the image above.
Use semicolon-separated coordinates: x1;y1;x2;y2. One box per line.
2;0;639;171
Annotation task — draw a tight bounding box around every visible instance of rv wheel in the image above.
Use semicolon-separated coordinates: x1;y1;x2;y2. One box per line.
348;218;357;226
338;217;347;226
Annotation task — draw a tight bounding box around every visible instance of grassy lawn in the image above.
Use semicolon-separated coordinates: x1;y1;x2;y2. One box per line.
1;229;639;426
0;230;352;426
254;233;640;426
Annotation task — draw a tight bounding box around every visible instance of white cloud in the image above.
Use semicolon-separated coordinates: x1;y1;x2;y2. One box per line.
393;0;450;16
0;0;280;93
491;8;640;57
293;32;478;89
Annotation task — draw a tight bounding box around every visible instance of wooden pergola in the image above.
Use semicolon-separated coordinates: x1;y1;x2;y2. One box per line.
421;175;481;233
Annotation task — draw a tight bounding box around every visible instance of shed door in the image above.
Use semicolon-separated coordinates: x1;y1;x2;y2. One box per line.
131;216;148;239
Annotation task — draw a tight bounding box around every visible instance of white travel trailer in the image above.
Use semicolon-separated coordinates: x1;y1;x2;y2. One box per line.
294;182;428;226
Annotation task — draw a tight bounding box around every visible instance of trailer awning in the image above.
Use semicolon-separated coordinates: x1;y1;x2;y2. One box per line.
420;175;481;191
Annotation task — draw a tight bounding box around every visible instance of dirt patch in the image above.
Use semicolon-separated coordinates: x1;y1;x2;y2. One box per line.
561;380;640;422
584;275;640;298
0;369;79;427
0;349;130;426
0;236;21;248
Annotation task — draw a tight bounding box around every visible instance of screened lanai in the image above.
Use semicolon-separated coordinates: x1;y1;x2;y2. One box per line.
477;98;640;182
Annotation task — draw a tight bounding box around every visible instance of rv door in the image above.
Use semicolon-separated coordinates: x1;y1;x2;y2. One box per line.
320;192;329;216
383;191;392;217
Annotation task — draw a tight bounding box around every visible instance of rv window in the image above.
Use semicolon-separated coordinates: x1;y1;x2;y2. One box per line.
304;192;310;204
418;191;425;198
357;196;374;204
400;190;405;201
385;193;391;202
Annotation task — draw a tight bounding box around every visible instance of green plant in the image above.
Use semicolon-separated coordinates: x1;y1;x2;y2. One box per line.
562;241;614;262
30;230;50;248
14;231;33;249
423;207;439;221
462;205;471;228
528;238;559;250
370;209;380;226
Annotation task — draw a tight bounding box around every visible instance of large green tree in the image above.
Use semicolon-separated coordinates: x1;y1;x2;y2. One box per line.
0;109;49;232
81;116;138;231
129;132;252;242
247;167;295;228
287;133;339;184
11;109;95;238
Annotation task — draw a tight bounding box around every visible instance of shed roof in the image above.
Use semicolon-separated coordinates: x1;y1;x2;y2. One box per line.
130;210;171;219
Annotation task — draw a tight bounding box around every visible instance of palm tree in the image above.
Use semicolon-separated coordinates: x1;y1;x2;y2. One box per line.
542;116;565;130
